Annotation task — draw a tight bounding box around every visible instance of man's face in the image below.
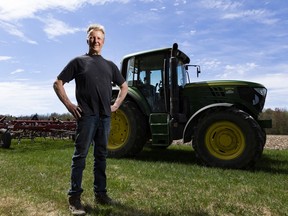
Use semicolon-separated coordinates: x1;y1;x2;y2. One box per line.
87;30;105;55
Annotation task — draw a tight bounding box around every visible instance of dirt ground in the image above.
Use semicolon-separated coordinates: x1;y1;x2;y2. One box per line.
265;135;288;150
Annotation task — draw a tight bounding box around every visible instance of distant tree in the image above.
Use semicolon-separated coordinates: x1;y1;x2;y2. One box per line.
50;112;74;121
260;108;288;135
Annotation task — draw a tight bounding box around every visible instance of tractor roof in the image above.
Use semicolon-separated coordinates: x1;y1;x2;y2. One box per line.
122;46;190;64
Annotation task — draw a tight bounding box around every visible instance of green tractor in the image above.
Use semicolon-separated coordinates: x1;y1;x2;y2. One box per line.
109;43;272;169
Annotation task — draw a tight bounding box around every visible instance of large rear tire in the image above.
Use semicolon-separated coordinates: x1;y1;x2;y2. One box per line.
193;108;263;169
108;100;147;158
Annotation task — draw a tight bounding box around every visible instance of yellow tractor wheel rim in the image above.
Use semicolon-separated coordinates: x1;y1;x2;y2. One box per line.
108;109;130;150
205;121;245;160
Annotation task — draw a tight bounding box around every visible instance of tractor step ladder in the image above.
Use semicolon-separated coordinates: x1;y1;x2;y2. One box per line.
149;113;170;146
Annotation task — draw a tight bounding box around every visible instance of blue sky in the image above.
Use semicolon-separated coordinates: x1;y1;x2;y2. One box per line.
0;0;287;116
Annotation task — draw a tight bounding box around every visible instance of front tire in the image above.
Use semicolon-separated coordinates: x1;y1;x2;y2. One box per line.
193;108;263;169
108;100;147;158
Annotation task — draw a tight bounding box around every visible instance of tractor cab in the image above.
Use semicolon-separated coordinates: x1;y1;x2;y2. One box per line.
121;44;190;114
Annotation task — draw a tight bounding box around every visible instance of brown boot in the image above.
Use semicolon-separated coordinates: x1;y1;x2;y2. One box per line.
68;195;86;215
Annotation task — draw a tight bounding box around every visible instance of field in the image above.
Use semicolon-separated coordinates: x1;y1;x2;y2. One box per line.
0;135;287;216
264;135;288;150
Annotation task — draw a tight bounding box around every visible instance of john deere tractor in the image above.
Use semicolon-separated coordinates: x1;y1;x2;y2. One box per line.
109;43;271;169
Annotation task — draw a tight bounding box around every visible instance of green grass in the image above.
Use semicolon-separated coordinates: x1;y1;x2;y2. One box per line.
0;139;287;216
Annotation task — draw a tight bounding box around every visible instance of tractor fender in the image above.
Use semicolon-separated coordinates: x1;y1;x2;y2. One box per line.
183;103;233;143
112;87;150;116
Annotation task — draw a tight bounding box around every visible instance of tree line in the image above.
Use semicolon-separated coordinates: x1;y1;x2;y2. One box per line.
2;108;288;135
260;108;288;135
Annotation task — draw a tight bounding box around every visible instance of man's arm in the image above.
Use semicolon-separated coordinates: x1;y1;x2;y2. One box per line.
111;81;128;112
53;79;82;119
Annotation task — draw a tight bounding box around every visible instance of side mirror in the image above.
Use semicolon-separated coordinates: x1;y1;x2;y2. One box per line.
185;65;201;77
196;66;201;77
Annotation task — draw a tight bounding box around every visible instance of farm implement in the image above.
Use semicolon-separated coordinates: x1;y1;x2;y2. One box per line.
0;115;76;148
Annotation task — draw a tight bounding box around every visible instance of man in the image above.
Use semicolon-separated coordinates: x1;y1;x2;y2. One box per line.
53;23;128;215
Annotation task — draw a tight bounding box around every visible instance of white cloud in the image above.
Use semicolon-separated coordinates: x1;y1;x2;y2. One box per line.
0;56;12;61
201;0;242;11
219;62;258;78
0;21;38;44
222;9;279;24
175;10;184;15
223;9;264;19
150;6;166;12
174;0;187;6
11;69;25;75
199;0;279;25
42;17;82;39
196;58;222;70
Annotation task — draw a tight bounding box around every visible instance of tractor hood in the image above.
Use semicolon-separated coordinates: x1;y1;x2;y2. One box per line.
185;80;266;88
183;79;268;116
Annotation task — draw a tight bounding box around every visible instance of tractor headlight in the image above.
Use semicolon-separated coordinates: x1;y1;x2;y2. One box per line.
254;88;267;97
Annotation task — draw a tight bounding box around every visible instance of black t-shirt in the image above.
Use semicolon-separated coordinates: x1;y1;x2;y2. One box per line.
57;54;125;116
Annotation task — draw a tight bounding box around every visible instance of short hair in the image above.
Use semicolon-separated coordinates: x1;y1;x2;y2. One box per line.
87;24;105;37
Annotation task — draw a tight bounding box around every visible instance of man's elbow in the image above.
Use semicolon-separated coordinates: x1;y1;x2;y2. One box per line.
53;79;63;92
53;81;58;91
120;82;128;91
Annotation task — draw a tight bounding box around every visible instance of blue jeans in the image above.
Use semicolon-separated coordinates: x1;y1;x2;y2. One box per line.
68;115;111;196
